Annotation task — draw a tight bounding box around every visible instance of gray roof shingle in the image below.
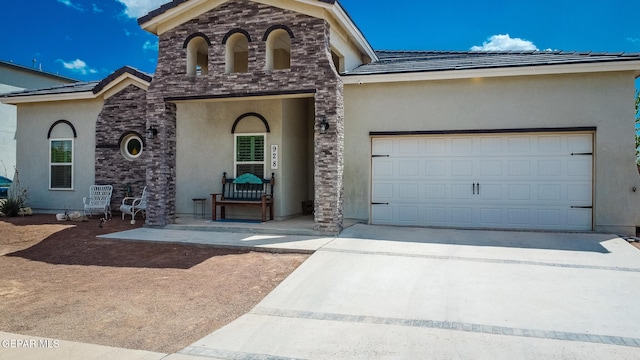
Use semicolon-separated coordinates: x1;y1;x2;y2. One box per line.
0;81;98;98
0;66;151;99
345;50;640;76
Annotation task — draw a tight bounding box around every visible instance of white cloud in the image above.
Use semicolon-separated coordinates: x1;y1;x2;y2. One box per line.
56;59;98;75
627;37;640;43
143;40;159;51
471;34;538;51
116;0;172;19
57;0;83;11
92;4;104;13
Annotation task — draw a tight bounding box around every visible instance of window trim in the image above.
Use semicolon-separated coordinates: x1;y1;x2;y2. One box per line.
121;133;144;161
49;138;74;190
234;133;266;179
265;29;291;71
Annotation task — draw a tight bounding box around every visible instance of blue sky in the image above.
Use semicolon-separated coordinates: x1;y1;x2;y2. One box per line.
1;0;639;85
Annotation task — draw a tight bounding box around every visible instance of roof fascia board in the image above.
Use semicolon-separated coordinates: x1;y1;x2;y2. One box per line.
144;0;226;35
0;92;96;105
1;73;151;105
96;74;151;99
329;3;377;62
342;60;640;85
139;0;377;61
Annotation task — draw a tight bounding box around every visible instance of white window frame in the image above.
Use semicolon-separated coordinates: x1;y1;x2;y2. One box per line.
121;133;144;161
49;138;74;190
234;133;266;179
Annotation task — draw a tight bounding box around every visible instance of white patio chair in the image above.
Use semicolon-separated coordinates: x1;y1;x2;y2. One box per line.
83;185;113;219
120;186;148;221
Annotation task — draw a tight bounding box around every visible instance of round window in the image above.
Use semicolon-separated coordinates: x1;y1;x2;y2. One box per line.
121;134;143;160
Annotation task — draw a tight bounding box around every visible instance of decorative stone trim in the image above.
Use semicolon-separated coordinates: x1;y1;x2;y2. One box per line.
145;0;344;232
95;85;147;207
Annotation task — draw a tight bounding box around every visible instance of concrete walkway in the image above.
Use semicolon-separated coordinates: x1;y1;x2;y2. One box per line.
5;224;640;359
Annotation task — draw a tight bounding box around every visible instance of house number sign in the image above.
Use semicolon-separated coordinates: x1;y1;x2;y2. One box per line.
271;145;278;170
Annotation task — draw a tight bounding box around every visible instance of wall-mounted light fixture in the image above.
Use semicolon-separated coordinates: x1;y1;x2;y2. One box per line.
146;126;158;139
319;116;330;134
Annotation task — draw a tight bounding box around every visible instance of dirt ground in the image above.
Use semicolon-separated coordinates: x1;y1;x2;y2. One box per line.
0;214;308;353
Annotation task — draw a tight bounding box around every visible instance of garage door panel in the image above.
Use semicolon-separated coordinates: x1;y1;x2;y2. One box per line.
479;160;503;176
425;160;447;176
508;184;531;200
398;138;419;154
538;136;562;153
538;209;561;226
567;184;592;202
452;184;473;199
568;208;592;227
371;134;593;231
451;207;473;224
398;160;420;177
372;160;394;177
425;184;447;199
508;160;532;176
452;161;474;176
479;208;502;225
425;207;447;223
372;183;394;200
567;159;592;176
398;183;419;199
371;205;394;222
372;139;393;155
537;160;563;176
567;134;593;152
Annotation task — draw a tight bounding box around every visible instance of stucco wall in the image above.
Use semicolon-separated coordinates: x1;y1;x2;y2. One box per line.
175;97;313;220
175;99;281;218
15;99;102;213
0;84;20;180
281;98;312;216
343;71;640;234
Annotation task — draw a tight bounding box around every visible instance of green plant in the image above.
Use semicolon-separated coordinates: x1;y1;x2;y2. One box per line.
0;197;22;217
0;169;28;217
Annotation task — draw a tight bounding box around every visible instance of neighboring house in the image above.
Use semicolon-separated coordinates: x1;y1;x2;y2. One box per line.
0;60;76;180
2;0;640;235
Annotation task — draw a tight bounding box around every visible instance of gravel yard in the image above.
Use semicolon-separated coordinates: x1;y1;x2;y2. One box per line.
0;215;307;353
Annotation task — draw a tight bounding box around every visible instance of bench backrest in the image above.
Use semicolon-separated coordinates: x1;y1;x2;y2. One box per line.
220;172;275;201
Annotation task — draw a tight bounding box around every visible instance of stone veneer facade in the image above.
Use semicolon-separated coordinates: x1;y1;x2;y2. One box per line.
144;0;344;233
95;84;148;209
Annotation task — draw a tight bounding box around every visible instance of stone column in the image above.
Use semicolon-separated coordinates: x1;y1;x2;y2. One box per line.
313;79;345;234
144;96;177;227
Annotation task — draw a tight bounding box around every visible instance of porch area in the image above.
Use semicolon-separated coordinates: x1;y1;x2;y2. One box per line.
169;214;347;236
99;216;358;254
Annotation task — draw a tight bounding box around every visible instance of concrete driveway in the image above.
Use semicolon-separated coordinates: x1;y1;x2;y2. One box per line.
173;225;640;359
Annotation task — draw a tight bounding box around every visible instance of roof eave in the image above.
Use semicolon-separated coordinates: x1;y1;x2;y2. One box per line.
0;91;97;105
0;67;152;105
342;60;640;85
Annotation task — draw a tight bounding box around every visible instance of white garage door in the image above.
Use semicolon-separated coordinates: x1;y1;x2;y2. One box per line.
371;133;593;231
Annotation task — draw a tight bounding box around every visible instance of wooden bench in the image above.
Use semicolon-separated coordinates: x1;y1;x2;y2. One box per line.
211;172;275;222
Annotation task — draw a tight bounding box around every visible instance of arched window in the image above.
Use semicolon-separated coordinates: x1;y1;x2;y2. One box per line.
225;32;249;73
47;120;76;190
185;35;210;76
265;27;292;70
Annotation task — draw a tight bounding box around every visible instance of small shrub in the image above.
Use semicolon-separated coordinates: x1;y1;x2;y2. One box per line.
0;197;22;217
1;169;28;217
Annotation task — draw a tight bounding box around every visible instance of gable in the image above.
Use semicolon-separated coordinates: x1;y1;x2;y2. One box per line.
139;0;376;69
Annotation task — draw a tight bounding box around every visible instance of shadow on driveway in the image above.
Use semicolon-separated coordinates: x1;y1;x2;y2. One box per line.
339;224;617;253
